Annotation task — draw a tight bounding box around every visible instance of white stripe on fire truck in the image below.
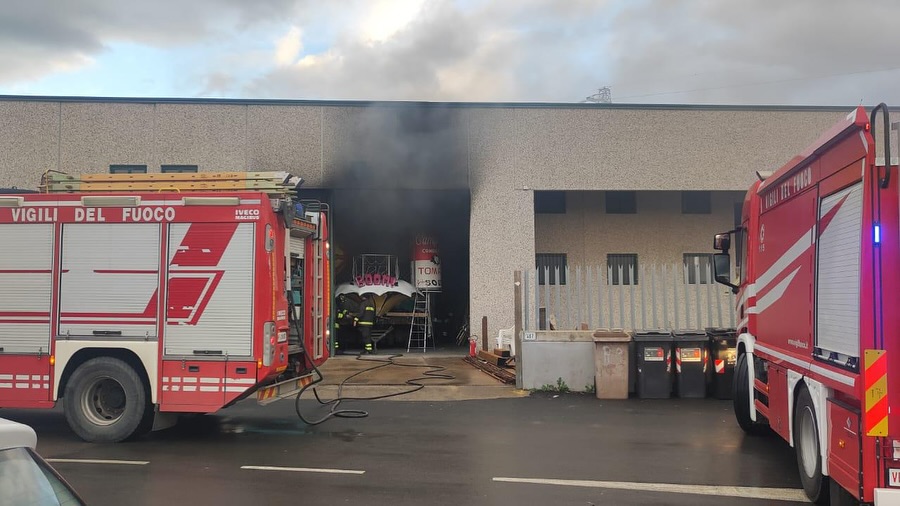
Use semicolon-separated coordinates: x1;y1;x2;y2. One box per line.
752;267;801;314
43;383;49;389
16;375;29;381
225;386;247;392
182;377;197;383
755;229;813;293
182;386;197;392
0;383;11;388
31;375;40;381
226;378;256;384
171;377;181;382
0;374;12;380
199;386;219;392
755;343;854;387
200;377;220;384
16;383;29;389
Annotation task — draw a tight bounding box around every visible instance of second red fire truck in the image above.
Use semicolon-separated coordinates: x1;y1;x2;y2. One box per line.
0;171;331;442
714;104;900;504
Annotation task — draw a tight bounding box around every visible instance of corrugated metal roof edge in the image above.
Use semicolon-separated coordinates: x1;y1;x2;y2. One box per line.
0;94;880;112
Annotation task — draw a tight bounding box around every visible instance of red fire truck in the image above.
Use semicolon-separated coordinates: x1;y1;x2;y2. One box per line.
713;104;899;504
0;171;331;443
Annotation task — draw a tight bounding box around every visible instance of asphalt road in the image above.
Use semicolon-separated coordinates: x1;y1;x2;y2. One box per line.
2;394;809;506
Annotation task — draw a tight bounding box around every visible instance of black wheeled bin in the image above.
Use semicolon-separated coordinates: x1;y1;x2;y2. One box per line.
632;330;674;399
672;330;708;398
706;328;737;399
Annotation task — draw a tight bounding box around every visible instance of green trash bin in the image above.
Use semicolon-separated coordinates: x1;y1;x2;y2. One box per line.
632;330;673;399
706;328;737;399
672;330;708;399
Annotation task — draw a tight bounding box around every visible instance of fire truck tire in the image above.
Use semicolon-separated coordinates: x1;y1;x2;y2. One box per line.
63;357;150;443
794;385;829;505
733;353;765;435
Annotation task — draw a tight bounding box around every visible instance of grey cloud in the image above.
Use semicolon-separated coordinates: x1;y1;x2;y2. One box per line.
605;1;900;104
0;0;301;84
243;0;609;101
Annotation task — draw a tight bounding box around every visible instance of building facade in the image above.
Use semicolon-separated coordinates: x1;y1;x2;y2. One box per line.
0;97;854;340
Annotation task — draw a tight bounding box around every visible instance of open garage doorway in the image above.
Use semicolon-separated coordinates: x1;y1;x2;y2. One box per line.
309;188;470;354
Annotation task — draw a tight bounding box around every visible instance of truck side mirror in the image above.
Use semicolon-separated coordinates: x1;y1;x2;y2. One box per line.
713;253;738;293
713;233;731;252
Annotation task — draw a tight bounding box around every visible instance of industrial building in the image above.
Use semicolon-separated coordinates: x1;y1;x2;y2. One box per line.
0;96;854;345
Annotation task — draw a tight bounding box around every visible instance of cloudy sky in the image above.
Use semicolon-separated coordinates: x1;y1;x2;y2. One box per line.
2;0;900;105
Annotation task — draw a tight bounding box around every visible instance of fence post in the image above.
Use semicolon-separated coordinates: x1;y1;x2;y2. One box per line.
705;263;713;330
514;271;523;389
629;265;636;331
544;267;551;330
555;266;562;330
534;268;540;330
694;260;702;329
617;265;625;329
683;262;691;329
586;266;593;329
565;266;573;329
523;270;530;332
662;264;669;329
598;266;605;328
651;264;658;329
640;263;647;330
607;265;613;328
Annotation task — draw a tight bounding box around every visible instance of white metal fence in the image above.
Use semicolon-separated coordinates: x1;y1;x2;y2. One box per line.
522;262;736;331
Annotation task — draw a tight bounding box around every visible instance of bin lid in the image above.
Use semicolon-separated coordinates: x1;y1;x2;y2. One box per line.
672;329;707;342
632;330;673;342
593;328;630;342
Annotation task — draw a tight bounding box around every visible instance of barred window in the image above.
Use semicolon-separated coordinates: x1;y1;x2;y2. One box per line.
683;253;713;284
536;253;567;285
607;254;638;285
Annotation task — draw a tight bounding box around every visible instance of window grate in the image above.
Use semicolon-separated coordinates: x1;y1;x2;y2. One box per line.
683;253;713;284
607;254;638;285
536;253;567;285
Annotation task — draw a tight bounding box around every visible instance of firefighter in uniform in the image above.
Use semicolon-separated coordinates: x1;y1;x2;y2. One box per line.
334;294;356;355
354;293;376;354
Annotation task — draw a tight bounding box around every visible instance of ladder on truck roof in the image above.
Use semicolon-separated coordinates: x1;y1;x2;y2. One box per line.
39;170;304;196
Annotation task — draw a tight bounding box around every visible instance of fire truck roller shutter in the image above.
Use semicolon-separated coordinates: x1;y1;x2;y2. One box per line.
163;223;254;357
63;356;153;443
59;223;160;339
0;224;53;353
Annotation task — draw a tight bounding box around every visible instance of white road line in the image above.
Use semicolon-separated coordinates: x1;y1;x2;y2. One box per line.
241;465;365;475
492;477;807;502
46;459;149;466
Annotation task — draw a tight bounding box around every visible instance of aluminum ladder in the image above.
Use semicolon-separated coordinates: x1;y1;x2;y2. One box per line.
406;292;434;352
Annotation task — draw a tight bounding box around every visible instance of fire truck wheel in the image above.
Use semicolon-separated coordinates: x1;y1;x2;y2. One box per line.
63;357;150;443
733;353;765;435
794;385;829;504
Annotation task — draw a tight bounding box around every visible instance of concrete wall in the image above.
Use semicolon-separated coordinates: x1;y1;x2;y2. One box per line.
0;97;855;341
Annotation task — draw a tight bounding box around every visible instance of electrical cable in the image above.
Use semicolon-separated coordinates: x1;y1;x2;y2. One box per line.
288;294;454;426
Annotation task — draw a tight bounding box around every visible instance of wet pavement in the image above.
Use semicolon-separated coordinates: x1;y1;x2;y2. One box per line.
2;386;810;505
